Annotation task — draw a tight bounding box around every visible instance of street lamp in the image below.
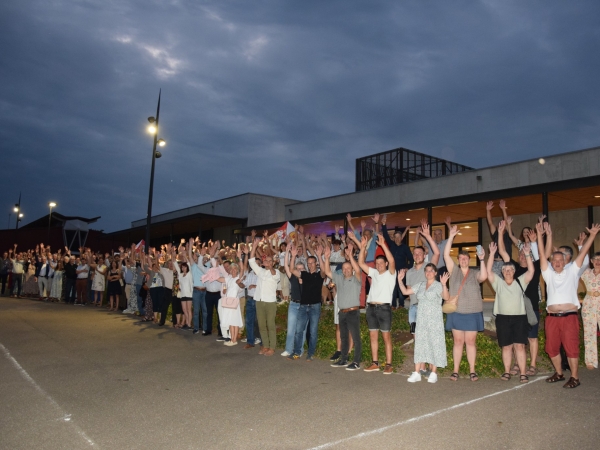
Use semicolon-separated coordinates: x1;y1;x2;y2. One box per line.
145;89;167;254
48;202;56;240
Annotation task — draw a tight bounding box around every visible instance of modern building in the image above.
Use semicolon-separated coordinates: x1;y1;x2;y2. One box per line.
104;145;600;277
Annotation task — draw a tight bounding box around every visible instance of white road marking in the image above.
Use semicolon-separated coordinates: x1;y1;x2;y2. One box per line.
308;376;546;449
1;343;98;448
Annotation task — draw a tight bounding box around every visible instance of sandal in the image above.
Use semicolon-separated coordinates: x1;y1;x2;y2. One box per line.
469;372;479;382
509;364;519;376
519;374;529;383
525;366;538;376
546;372;565;383
563;377;580;388
450;372;459;381
500;372;511;381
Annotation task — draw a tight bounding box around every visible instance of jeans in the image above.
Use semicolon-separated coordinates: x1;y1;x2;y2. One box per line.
205;291;221;335
12;273;23;297
293;303;321;357
285;301;306;355
136;284;145;315
64;277;76;303
339;309;362;364
408;304;418;324
192;289;206;331
245;296;257;344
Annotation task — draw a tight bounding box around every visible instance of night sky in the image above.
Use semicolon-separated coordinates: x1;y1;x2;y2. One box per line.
2;0;600;232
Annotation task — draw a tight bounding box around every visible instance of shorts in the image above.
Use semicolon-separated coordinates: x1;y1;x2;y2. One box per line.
527;310;540;339
495;314;529;347
545;314;580;358
366;303;391;332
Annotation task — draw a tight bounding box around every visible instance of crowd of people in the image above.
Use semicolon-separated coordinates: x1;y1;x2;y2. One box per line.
1;200;600;388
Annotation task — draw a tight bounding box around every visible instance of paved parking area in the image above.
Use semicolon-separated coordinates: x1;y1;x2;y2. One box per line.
1;297;599;450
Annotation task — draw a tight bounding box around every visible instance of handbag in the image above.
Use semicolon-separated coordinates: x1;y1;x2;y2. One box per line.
221;296;240;309
516;279;538;326
442;269;468;314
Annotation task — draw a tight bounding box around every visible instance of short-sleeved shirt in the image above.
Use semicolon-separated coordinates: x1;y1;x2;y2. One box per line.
449;268;482;313
331;272;361;309
406;264;427;306
367;268;396;304
300;271;324;305
491;274;528;315
542;263;581;310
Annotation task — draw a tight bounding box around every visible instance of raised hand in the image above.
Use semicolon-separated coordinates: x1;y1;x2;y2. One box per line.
574;232;586;247
397;268;407;281
527;229;537;242
486;201;494;211
381;214;387;225
449;225;459;238
360;220;367;230
543;222;552;236
440;272;450;284
538;214;547;224
346;213;352;223
506;216;513;226
499;199;506;210
324;244;331;259
535;222;544;235
498;220;506;234
488;241;497;255
372;213;380;223
360;236;368;248
344;245;353;259
444;216;452;227
376;233;386;247
586;223;600;236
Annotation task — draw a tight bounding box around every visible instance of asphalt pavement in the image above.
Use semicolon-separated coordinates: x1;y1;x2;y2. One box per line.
1;297;599;450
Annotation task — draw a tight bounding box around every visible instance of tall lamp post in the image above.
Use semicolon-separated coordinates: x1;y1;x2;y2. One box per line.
48;202;56;241
14;191;22;229
145;89;167;255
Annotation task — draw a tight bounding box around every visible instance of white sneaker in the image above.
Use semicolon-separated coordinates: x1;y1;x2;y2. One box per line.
254;338;262;345
427;372;438;383
281;351;290;357
407;372;422;383
241;338;247;342
123;309;132;314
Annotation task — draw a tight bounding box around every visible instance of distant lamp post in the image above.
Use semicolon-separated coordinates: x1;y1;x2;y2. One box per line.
145;89;166;254
48;202;57;240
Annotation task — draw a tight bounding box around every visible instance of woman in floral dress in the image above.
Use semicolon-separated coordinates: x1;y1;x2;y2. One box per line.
398;265;450;383
581;252;600;370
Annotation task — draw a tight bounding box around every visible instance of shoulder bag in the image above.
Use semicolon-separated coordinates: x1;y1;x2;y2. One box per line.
221;296;240;309
515;278;538;326
442;269;468;314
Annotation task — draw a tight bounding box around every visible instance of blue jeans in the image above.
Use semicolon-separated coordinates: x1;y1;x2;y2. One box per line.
245;296;257;344
293;303;321;357
192;289;206;331
408;304;418;323
136;284;145;315
285;301;306;355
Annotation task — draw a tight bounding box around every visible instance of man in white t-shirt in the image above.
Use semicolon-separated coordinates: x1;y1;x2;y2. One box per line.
537;221;600;389
356;233;396;374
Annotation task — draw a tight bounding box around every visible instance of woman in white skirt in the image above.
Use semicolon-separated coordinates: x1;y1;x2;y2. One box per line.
217;263;244;346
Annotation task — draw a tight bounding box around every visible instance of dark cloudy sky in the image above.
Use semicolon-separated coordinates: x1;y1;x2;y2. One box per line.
2;0;600;232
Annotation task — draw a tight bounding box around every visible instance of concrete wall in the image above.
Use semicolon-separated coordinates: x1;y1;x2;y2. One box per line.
285;146;600;222
131;193;299;228
246;194;298;227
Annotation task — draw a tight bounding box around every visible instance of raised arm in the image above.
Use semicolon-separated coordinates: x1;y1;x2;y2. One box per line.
486;242;497;284
536;222;548;272
346;213;356;233
321;245;333;279
486;201;497;235
419;220;440;266
372;213;380;235
397;268;414;296
574;224;600;268
505;216;519;247
286;245;299;278
377;234;395;274
357;236;370;275
444;225;459;275
344;244;361;282
522;242;535;284
497;220;511;262
380;214;394;248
